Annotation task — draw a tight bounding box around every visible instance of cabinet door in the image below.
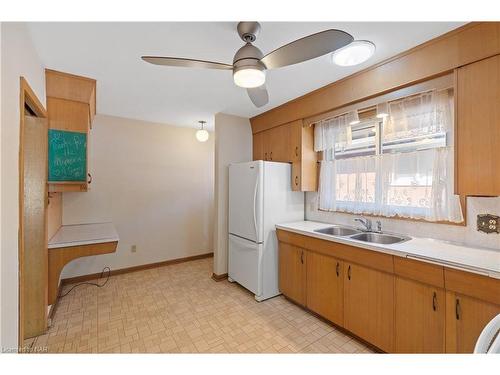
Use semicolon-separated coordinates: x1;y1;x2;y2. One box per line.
306;251;343;326
278;242;306;306
445;292;500;353
289;119;303;163
252;132;264;161
456;55;500;196
395;277;445;353
267;124;290;162
344;262;395;352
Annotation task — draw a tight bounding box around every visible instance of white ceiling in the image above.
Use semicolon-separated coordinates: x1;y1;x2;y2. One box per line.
27;22;465;130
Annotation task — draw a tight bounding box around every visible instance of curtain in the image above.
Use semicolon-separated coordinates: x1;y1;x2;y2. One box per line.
383;89;453;141
314;113;352;153
316;88;463;223
318;148;463;222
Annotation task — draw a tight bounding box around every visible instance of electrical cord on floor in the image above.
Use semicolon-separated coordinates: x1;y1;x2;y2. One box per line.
58;266;111;298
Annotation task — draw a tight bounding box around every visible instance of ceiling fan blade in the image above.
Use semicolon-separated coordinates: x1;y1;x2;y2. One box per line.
260;29;354;69
141;56;233;70
247;85;269;108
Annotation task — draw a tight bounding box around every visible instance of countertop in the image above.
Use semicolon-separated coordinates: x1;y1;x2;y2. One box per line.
48;222;119;249
276;221;500;279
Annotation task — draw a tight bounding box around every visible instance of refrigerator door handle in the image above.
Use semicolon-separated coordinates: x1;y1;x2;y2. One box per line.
253;175;258;241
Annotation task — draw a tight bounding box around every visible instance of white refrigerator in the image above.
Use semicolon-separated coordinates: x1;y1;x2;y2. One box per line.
228;161;304;301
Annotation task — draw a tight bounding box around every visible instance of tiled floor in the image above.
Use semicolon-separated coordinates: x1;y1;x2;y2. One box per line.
27;257;374;353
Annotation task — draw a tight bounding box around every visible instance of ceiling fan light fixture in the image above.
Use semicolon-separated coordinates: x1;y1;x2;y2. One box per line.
233;66;266;88
196;121;209;142
331;40;375;67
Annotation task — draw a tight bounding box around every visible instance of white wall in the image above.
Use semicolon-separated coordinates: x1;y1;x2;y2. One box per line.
0;23;46;350
213;113;252;276
306;193;500;250
61;114;215;277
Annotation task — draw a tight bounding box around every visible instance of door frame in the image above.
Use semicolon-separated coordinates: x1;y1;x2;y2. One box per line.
18;77;47;347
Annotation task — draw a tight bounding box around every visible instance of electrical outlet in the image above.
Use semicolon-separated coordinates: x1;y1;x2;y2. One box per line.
477;214;500;234
131;245;137;253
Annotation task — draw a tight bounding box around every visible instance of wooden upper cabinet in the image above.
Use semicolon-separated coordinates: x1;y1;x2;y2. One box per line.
456;54;500;196
278;242;306;306
395;277;445;353
46;69;96;193
265;124;290;162
47;97;90;133
252;131;264;161
306;251;344;326
343;262;395;352
445;292;500;353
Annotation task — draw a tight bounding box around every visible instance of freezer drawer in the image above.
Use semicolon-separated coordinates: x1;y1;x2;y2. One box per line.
228;234;262;296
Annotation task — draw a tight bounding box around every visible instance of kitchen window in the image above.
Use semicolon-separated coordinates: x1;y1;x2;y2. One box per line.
315;88;463;223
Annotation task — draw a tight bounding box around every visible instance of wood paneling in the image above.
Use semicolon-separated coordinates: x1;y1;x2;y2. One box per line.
251;23;500;132
343;262;395;352
395;277;445;353
47;97;90;132
445;292;500;353
22;115;48;339
278;242;306;306
47;193;62;241
306;251;343;326
444;267;500;305
48;241;118;305
394;256;444;288
456;54;500;196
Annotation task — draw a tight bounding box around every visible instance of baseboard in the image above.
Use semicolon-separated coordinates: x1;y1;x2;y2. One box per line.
211;272;228;282
61;252;214;285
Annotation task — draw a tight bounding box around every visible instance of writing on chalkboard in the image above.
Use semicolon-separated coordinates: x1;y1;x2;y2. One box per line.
48;129;87;182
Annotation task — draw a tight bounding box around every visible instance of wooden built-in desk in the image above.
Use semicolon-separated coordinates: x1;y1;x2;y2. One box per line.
48;222;119;304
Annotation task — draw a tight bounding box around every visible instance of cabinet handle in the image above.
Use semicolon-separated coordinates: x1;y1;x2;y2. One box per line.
300;250;304;264
295;176;299;186
432;292;437;311
87;173;92;184
348;265;351;280
264;152;268;160
336;262;340;277
270;152;273;161
455;298;460;320
295;146;299;157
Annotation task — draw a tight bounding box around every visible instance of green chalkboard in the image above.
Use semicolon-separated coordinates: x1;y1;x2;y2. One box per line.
48;129;87;182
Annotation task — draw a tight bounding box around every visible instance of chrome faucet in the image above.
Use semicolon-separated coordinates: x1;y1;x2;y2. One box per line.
354;217;372;232
376;220;382;233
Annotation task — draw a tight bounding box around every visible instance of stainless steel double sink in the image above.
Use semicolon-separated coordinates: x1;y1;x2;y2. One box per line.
314;225;410;245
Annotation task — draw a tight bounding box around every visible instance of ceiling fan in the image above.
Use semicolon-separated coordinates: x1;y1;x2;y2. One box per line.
141;22;355;108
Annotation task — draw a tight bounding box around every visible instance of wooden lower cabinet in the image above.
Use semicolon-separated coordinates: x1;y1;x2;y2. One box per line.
343;262;395;352
395;277;445;353
445;292;500;353
306;251;343;326
278;243;306;306
278;231;500;353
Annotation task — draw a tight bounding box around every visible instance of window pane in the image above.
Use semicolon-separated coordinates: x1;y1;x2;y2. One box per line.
335;120;377;159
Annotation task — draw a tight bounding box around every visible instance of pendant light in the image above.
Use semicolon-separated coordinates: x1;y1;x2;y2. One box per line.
196;120;209;142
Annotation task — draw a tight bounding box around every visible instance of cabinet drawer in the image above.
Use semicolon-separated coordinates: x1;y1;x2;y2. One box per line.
394;256;444;288
276;229;306;248
304;236;394;274
444;268;500;305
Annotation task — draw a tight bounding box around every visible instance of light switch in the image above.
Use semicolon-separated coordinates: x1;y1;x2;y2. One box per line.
477;214;500;234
